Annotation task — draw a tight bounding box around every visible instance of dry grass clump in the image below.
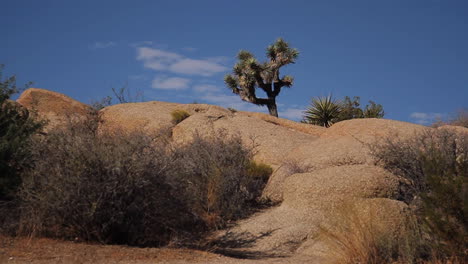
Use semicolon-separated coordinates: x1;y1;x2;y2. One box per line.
171;109;191;124
14;119;272;247
318;202;423;264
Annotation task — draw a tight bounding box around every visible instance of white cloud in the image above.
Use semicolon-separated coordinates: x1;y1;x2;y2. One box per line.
130;41;154;47
281;108;305;121
410;112;444;125
169;59;227;76
193;84;220;93
205;56;230;64
136;47;227;76
90;41;116;49
152;76;190;90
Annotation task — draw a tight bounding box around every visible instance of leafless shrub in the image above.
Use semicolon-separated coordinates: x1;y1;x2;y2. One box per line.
169;131;272;230
280;159;315;175
327;156;366;167
18;120;202;246
432;109;468;128
16;120;272;246
370;129;467;261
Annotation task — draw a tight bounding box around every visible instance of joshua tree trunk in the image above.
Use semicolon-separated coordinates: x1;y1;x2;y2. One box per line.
266;97;278;117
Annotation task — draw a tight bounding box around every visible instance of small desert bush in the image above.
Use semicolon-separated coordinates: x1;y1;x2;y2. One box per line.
16;120;271;246
18;122;200;246
318;202;425;264
432;109;468;128
171;109;190;124
227;107;237;113
170;132;272;230
371;129;467;261
280;159;314;175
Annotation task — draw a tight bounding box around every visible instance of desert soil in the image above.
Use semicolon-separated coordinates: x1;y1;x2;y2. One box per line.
0;236;323;264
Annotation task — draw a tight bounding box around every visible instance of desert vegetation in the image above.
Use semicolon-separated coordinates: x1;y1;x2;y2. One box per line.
224;38;298;117
6;120;272;247
171;109;191;124
319;128;467;263
432;109;468;128
0;67;273;248
0;65;44;200
318;203;422;264
372;128;467;262
302;95;385;127
1;63;466;264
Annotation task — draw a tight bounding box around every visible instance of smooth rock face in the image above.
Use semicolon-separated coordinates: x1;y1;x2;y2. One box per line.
99;101;234;134
16;88;92;129
17;88;440;262
172;111;318;166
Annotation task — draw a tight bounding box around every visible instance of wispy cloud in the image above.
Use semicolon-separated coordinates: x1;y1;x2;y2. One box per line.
130;41;154;47
281;108;305;121
410;112;444;125
136;47;227;76
90;41;116;49
152;76;190;90
193;84;220;93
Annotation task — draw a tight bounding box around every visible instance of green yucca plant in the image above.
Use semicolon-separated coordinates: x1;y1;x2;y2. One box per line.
302;95;341;127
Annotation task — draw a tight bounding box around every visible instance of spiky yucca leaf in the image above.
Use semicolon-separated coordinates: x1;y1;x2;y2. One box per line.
224;75;238;92
282;75;294;87
266;38;299;64
302;95;341;127
237;50;254;61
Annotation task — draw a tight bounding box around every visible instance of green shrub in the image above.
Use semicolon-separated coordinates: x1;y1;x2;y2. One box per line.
362;100;385;118
302;95;341;127
0;65;44;199
171;109;191;124
302;96;385;127
371;129;467;261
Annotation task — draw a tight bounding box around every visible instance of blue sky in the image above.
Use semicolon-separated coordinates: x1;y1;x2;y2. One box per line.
2;0;467;124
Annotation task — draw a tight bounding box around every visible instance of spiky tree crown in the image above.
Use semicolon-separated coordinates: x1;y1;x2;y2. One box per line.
302;95;342;127
224;38;298;106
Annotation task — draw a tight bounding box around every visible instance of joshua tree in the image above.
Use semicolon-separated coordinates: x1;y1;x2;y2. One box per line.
224;38;299;117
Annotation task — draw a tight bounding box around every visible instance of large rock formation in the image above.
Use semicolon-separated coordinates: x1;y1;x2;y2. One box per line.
17;88;437;262
16;88;92;129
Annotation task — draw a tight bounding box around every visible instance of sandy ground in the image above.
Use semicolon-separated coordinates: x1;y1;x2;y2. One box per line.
0;236;323;264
